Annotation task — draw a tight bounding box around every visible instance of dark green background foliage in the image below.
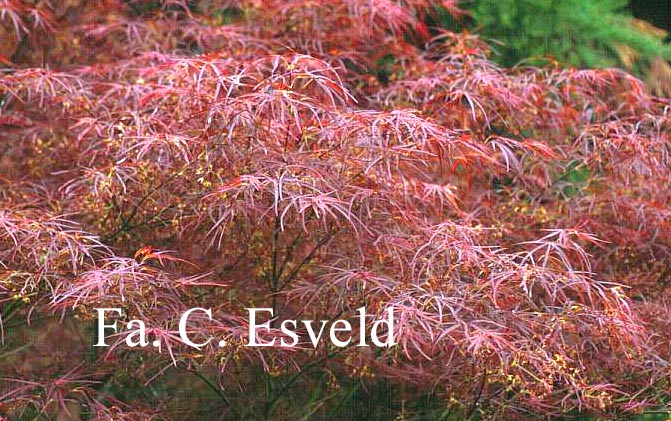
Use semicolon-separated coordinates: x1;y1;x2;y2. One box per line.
466;0;671;74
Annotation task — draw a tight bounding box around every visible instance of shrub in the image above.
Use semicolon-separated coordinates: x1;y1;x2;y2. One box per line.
466;0;671;97
467;0;671;70
1;0;670;418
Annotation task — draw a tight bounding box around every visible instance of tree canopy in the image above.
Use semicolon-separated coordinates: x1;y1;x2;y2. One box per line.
1;1;670;419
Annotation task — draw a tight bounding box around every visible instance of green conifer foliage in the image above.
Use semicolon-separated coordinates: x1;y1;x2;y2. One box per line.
469;0;671;76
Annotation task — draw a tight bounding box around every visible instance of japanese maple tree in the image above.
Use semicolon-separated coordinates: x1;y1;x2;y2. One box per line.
1;0;670;419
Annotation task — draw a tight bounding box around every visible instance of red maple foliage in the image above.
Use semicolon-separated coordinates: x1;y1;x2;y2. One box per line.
1;0;670;418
